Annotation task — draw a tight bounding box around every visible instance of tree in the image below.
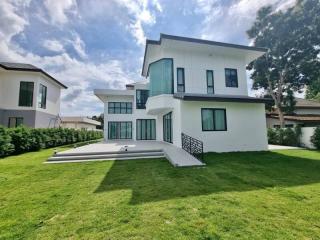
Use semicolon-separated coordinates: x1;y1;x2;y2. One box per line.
247;0;320;127
306;78;320;101
92;113;104;130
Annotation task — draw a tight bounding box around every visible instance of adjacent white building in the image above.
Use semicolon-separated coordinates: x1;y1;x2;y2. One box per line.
60;116;101;131
95;34;270;153
0;62;67;128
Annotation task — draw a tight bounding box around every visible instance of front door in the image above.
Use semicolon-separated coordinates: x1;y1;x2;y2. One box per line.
136;119;156;140
163;112;172;143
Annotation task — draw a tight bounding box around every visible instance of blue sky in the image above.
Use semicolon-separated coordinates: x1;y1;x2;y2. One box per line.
0;0;294;116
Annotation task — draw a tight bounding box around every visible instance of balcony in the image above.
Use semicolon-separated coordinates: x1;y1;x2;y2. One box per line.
145;94;175;115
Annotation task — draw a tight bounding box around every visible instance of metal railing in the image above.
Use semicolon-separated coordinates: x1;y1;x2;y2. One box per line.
181;133;204;161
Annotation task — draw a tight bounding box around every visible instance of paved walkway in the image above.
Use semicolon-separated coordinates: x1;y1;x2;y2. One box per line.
55;141;205;167
268;144;303;150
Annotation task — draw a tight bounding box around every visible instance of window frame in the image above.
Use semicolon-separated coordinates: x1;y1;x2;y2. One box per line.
136;119;156;140
108;102;132;114
19;81;34;107
177;67;185;93
225;68;238;88
38;84;47;109
201;108;227;131
163;112;173;143
206;70;214;94
8;117;24;128
108;121;132;139
136;89;149;109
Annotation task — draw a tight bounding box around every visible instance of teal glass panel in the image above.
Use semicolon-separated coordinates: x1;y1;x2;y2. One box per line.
202;109;214;131
149;59;173;96
214;110;226;130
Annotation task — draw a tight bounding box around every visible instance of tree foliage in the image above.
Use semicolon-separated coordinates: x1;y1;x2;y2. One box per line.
247;0;320;126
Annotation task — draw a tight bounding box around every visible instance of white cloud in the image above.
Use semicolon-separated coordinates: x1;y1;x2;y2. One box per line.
43;39;65;52
44;0;77;25
70;33;87;59
0;0;28;42
196;0;295;43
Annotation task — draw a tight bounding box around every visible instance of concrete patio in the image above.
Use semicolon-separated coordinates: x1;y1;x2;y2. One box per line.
47;140;205;167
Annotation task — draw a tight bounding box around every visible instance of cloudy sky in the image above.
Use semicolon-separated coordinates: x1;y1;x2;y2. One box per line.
0;0;295;116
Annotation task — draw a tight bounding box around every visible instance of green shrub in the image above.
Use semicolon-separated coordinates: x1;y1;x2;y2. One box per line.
0;125;103;157
0;126;14;157
311;126;320;150
267;126;301;146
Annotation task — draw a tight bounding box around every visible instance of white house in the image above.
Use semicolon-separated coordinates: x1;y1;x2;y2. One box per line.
0;62;67;128
60;116;101;131
95;34;271;153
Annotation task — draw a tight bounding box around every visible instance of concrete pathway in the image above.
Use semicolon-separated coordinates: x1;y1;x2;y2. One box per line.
268;144;303;150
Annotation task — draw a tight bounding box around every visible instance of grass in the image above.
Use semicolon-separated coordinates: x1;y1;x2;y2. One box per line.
1;148;320;239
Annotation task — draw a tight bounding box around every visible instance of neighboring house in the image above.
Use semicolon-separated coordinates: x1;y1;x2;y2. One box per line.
0;62;67;128
60;116;101;131
266;98;320;128
95;34;271;152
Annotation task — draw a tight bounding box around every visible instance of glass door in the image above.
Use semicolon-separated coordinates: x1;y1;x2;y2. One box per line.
108;122;132;139
163;112;172;143
136;119;156;140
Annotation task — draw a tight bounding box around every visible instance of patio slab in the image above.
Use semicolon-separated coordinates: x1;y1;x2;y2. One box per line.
268;144;303;150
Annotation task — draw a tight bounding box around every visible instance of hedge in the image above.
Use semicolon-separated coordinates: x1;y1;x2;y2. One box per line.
311;126;320;150
267;125;302;146
0;125;103;157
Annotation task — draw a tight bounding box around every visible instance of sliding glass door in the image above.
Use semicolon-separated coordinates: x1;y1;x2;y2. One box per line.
108;122;132;139
163;112;172;143
136;119;156;140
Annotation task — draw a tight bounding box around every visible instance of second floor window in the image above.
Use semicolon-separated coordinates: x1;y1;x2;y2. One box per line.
19;81;34;107
177;68;185;92
38;84;47;109
108;102;132;114
206;70;214;94
136;89;149;109
225;68;238;88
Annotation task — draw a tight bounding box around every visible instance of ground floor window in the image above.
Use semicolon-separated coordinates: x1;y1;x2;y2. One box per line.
108;121;132;139
163;112;172;143
201;108;227;131
136;119;156;140
8;117;24;128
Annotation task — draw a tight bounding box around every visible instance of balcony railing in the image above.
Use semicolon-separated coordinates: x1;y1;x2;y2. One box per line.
181;133;204;161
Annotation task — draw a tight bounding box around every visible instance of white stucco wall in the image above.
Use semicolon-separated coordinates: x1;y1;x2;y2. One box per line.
0;70;61;115
146;46;248;96
180;101;268;152
300;127;316;149
266;117;298;128
61;122;98;131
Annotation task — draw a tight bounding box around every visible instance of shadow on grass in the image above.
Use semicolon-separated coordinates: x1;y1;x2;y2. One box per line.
94;151;320;204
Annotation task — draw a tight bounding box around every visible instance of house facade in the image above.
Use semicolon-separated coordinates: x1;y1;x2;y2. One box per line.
0;62;67;128
60;116;101;131
95;34;270;153
266;98;320;128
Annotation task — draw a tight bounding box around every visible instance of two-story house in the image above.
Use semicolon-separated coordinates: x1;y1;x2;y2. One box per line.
0;62;67;128
95;34;270;152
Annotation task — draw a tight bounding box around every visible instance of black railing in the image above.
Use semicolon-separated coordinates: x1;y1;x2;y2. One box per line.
181;133;204;161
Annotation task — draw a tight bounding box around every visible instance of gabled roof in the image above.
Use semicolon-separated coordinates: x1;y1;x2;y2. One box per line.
174;93;273;104
142;33;268;76
295;98;320;109
0;62;67;89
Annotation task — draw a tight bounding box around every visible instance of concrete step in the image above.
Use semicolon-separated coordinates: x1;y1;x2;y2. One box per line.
47;151;165;162
54;149;164;157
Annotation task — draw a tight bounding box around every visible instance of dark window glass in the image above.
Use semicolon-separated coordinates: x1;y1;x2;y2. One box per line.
201;109;227;131
225;68;238;88
206;70;214;94
8;117;23;128
108;102;132;114
177;68;185;92
136;89;149;109
19;82;34;107
163;112;172;143
38;84;47;109
136;119;156;140
108;122;132;139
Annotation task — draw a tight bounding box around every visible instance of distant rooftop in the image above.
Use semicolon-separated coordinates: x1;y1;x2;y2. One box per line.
295;98;320;109
0;62;67;89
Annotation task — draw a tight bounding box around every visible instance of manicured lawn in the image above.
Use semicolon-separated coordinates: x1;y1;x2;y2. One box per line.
1;148;320;239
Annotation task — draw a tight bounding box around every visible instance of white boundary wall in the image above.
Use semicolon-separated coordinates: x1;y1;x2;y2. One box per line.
300;127;316;149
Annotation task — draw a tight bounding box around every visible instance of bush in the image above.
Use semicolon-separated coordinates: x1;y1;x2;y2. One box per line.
267;126;301;146
311;126;320;150
0;126;14;157
0;125;103;157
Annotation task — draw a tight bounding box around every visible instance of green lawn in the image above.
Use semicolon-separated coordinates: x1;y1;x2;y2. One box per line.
1;148;320;239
